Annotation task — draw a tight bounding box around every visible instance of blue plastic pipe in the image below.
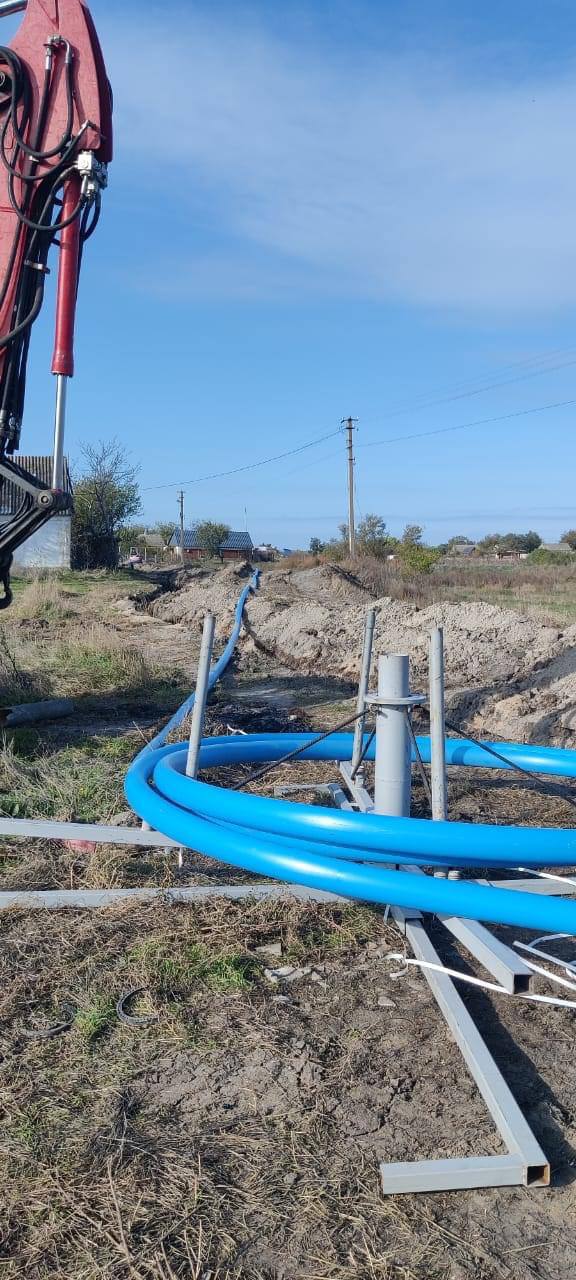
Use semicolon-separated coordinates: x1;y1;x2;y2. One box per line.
135;570;260;760
125;572;576;934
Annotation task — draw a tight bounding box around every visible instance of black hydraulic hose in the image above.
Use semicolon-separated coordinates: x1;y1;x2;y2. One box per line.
7;167;85;232
0;273;45;350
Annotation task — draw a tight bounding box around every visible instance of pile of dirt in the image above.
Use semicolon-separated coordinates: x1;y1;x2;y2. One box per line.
150;561;253;637
150;564;576;745
245;591;565;679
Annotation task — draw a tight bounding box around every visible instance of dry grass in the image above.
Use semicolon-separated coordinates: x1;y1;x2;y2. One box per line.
52;625;153;696
0;731;138;822
0;619;180;710
12;576;81;622
1;898;435;1280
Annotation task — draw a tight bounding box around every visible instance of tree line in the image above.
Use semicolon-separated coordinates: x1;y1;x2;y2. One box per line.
309;519;576;572
309;517;439;573
70;441;233;569
67;440;576;571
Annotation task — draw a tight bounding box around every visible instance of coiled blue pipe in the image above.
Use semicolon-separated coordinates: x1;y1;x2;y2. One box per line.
125;572;576;934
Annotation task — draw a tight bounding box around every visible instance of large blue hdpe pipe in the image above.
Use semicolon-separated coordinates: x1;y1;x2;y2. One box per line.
125;572;576;934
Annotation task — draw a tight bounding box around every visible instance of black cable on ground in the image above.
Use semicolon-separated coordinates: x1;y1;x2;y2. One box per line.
350;727;375;780
404;711;433;810
419;704;576;814
242;710;371;788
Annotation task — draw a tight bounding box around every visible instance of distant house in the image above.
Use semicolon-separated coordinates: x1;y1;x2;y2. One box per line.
168;528;254;562
136;531;164;560
0;455;72;570
448;542;477;558
539;542;575;555
168;529;204;561
220;531;253;562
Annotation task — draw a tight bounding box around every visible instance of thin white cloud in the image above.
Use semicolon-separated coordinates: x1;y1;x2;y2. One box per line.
101;9;576;310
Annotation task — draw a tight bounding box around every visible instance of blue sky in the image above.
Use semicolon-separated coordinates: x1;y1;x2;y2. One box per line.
10;0;576;546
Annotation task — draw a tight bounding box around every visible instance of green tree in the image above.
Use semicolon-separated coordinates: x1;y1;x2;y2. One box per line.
357;513;389;558
398;543;440;575
309;536;325;555
478;531;542;554
195;520;231;558
562;530;576;550
522;531;542;552
153;520;176;548
401;523;423;545
72;441;141;570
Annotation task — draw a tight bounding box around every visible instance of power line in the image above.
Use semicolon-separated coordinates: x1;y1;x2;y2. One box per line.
268;395;576;483
142;426;342;492
378;350;576;421
359;396;576;451
378;355;576;419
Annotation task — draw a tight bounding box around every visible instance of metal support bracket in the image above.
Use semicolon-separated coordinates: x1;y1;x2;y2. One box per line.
335;741;550;1193
381;913;549;1193
339;760;374;812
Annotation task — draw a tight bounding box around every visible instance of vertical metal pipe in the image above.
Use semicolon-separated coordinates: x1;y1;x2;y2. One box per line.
430;628;448;821
351;607;375;778
52;375;67;490
374;654;412;817
186;612;216;778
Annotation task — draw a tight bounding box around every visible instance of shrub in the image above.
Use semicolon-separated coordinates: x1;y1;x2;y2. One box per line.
528;548;575;566
397;544;441;575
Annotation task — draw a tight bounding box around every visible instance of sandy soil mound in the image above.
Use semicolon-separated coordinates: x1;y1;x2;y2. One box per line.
245;594;565;684
153;564;576;744
151;562;253;635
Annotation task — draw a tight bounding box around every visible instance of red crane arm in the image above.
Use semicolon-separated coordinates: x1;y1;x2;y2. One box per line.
0;0;112;606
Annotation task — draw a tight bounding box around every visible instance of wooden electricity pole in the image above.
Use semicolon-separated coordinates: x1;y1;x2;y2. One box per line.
342;417;357;557
178;489;185;562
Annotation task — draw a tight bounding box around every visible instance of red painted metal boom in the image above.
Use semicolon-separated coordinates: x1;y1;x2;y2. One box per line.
0;0;112;604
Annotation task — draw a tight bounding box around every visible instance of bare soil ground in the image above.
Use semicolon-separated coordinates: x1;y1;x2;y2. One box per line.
3;896;576;1280
2;564;576;1278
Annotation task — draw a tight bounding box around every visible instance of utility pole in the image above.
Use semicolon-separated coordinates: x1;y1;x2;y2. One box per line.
342;417;357;557
178;490;185;562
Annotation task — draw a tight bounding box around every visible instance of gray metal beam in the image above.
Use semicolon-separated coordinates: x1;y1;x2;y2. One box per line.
0;884;349;911
437;913;533;994
381;1153;534;1195
480;876;576;896
381;913;550;1192
0;816;179;847
339;761;374;811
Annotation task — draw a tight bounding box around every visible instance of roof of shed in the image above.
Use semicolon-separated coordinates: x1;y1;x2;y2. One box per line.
220;531;253;551
168;529;202;549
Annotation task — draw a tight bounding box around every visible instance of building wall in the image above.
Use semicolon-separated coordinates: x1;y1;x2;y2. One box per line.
171;547;203;561
11;516;71;570
222;549;252;561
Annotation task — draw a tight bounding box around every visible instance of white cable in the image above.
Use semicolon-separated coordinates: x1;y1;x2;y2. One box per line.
510;952;576;992
516;867;576;888
385;953;576;1010
514;939;576;979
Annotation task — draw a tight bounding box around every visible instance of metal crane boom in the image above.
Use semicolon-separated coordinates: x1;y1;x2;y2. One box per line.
0;0;112;605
